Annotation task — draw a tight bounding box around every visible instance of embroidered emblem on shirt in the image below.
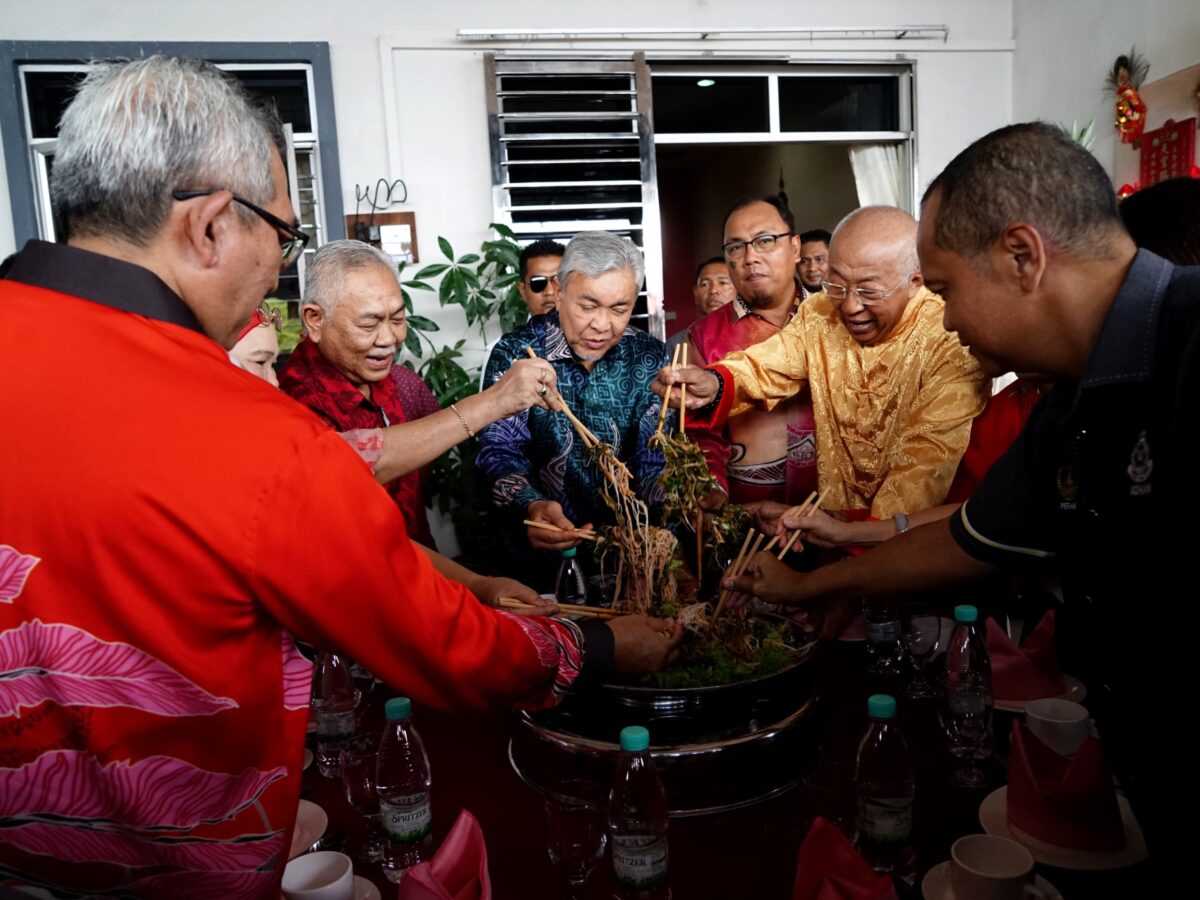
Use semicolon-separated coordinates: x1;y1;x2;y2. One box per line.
1127;430;1153;496
1056;464;1078;508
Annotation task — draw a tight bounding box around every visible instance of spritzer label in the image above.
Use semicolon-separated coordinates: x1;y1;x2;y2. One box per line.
381;793;431;844
859;796;912;842
612;834;668;889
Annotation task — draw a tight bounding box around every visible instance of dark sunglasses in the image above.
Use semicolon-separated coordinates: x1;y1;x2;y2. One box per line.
528;274;557;294
172;189;309;269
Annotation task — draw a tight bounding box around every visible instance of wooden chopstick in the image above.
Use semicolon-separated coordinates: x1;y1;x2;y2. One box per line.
497;597;620;619
525;347;599;448
778;489;827;558
656;343;681;435
710;528;757;628
523;519;600;541
679;343;688;436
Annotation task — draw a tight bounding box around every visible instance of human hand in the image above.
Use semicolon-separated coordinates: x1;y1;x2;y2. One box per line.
608;614;684;674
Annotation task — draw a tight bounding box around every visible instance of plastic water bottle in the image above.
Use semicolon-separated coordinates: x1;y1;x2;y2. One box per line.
376;697;433;883
608;726;671;899
942;604;994;787
865;597;904;677
854;694;917;885
312;651;357;778
555;547;587;605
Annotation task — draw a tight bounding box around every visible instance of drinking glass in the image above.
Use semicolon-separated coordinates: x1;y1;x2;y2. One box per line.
340;733;386;863
542;778;607;895
902;607;943;698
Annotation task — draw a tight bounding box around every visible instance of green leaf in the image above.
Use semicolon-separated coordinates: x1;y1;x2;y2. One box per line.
494;272;519;288
403;279;434;291
459;266;481;289
490;222;517;240
407;314;439;331
453;272;469;307
458;253;481;265
404;326;423;358
401;288;413;314
438;270;456;306
415;263;450;279
438;236;455;260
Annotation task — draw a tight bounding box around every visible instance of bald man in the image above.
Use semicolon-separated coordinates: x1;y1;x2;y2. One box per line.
655;205;989;519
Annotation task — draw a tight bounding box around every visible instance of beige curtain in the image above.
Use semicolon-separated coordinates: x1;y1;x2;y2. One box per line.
848;144;904;208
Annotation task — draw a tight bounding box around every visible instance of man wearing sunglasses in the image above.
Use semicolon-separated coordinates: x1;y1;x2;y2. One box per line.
0;56;678;895
518;239;565;316
655;205;989;525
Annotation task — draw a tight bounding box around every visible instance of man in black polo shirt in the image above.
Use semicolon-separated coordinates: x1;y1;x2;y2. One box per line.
724;122;1197;879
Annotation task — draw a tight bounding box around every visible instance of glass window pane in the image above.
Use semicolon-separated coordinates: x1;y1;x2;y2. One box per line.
24;71;86;139
651;76;769;134
232;70;312;133
778;76;900;132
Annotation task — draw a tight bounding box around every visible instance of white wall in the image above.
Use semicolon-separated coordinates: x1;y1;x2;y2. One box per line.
1013;0;1200;179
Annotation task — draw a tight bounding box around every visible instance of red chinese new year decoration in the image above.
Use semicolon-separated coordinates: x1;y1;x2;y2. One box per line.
1107;51;1150;146
1139;118;1197;188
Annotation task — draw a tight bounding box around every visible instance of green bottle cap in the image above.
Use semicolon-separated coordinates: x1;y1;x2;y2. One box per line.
954;605;978;624
867;694;897;719
384;697;413;721
619;725;650;751
561;547;577;558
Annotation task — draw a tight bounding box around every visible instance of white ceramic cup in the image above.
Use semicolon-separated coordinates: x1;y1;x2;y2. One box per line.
1025;698;1090;757
950;834;1049;900
281;850;355;900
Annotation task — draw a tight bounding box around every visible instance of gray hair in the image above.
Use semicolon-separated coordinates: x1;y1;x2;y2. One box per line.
557;231;645;293
51;56;283;245
303;240;400;312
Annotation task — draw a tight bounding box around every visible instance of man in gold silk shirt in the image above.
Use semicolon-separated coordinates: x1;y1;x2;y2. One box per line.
655;205;989;520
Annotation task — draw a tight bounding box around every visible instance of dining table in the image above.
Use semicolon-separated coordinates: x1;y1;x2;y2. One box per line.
302;637;1153;899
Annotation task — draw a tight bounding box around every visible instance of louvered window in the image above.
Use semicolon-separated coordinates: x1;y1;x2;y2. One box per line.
485;53;664;338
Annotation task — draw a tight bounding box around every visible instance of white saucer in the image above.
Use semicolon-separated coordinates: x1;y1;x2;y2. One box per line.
302;747;314;771
979;786;1148;870
994;674;1087;712
353;875;381;900
921;860;1062;899
288;798;327;860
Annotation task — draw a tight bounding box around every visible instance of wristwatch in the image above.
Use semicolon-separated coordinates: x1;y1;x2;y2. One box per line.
894;513;910;534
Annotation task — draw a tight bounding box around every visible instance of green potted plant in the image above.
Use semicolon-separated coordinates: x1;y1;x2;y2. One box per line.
397;223;528;567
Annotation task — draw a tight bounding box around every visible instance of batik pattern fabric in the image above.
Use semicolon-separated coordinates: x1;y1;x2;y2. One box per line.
478;312;671;527
697;288;989;517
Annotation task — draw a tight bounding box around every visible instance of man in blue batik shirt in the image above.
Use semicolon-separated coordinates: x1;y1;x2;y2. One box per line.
479;231;671;579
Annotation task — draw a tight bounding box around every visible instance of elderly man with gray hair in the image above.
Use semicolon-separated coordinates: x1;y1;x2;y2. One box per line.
478;230;672;582
280;238;557;545
0;57;679;896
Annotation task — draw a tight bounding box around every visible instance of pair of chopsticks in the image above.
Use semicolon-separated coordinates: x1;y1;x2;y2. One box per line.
497;597;620;619
522;519;600;542
655;343;690;437
776;489;828;558
710;527;781;629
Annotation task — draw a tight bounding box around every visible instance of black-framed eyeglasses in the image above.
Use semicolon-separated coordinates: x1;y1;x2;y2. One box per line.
528;273;558;294
258;303;283;332
172;189;309;269
723;231;793;261
821;276;909;307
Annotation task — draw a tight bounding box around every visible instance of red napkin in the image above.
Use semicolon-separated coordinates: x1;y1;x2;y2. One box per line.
1007;721;1125;852
986;610;1062;701
793;817;897;900
398;809;492;900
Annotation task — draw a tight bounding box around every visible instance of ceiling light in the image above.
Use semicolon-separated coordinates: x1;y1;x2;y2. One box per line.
697;78;715;87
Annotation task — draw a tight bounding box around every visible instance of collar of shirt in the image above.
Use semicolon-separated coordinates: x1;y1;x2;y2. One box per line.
538;310;637;368
734;282;803;323
1081;249;1173;388
282;336;403;426
0;239;204;334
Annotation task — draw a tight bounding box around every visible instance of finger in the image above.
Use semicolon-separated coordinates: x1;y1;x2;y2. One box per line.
721;573;757;594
